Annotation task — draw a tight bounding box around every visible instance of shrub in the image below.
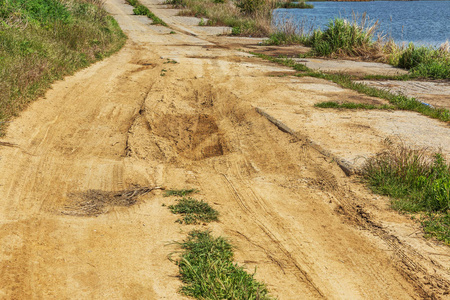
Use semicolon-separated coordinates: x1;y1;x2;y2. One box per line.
397;44;450;79
307;18;376;57
362;145;450;243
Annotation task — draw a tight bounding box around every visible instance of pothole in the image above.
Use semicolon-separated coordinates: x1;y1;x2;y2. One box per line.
150;113;227;160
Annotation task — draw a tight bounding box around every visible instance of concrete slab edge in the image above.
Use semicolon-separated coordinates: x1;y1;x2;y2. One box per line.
255;107;360;176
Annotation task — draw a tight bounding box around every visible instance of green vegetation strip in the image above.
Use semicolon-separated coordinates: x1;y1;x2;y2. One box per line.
176;230;271;299
125;0;167;26
315;102;395;110
164;188;198;197
251;52;450;123
0;0;126;135
169;197;219;224
363;145;450;244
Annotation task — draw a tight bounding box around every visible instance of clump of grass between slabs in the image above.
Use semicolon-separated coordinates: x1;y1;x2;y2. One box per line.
264;32;308;46
175;230;272;299
422;214;450;245
0;0;126;135
169;197;219;224
362;143;450;244
315;101;394;110
125;0;167;26
164;188;198;197
307;17;380;57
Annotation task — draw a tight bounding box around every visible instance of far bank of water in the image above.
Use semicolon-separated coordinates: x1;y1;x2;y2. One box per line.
274;1;450;46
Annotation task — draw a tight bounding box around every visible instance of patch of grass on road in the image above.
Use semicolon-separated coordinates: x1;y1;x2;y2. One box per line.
175;230;271;299
164;188;199;197
169;197;219;224
315;102;395;110
126;0;167;26
363;144;450;244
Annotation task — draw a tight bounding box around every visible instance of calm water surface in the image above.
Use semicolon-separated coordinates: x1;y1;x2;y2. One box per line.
274;1;450;46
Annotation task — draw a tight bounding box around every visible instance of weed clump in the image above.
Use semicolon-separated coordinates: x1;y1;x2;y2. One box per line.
315;101;394;110
126;0;167;26
169;197;219;224
164;188;198;197
176;230;271;299
363;144;450;244
307;18;378;57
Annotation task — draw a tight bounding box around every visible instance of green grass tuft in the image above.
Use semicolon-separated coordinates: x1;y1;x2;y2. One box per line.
363;144;450;244
422;214;450;245
306;18;376;57
169;197;219;224
315;101;395;110
164;188;198;197
126;0;167;26
176;230;272;299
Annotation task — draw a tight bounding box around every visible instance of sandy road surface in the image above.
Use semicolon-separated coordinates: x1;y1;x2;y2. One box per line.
1;0;449;299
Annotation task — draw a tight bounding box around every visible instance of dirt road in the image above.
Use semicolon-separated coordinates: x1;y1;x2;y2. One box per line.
1;0;449;299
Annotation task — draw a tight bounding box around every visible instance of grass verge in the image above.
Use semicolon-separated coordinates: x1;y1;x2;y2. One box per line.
0;0;127;135
315;102;394;110
169;197;219;224
125;0;167;26
362;144;450;244
175;230;271;299
250;52;450;123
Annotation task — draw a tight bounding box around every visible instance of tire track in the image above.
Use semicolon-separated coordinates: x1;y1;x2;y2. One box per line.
220;172;325;298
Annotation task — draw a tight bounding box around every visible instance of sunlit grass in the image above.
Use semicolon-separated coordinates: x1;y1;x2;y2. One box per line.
175;230;272;299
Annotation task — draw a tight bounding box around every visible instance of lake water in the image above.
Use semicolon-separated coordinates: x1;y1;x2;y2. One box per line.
274;1;450;46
